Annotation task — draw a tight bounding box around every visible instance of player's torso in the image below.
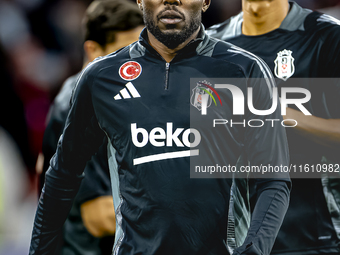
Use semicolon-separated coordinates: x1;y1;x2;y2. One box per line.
207;10;340;255
226;14;340;157
90;51;250;255
92;52;247;167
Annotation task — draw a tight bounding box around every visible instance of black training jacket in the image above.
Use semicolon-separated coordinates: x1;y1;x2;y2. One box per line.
207;2;340;254
30;27;291;255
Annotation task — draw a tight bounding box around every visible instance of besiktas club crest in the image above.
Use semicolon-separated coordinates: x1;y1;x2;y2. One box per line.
274;49;295;81
190;81;213;111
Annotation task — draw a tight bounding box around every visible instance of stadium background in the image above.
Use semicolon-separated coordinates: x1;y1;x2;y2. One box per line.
0;0;339;254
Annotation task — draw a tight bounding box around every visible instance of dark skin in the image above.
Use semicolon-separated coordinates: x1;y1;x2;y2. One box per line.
136;0;211;62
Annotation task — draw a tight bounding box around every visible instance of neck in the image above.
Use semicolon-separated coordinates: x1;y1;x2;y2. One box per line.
147;27;200;63
242;0;290;36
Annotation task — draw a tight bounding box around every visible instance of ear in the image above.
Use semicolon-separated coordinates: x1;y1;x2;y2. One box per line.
84;40;104;62
202;0;211;13
136;0;143;11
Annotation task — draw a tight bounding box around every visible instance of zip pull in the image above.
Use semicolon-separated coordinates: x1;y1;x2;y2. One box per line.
165;63;170;90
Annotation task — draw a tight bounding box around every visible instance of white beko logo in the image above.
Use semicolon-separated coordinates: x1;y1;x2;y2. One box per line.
274;49;295;81
114;82;141;100
131;123;201;165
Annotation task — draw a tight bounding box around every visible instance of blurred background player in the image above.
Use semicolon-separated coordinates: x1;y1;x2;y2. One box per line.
35;0;144;254
207;1;340;255
0;42;35;255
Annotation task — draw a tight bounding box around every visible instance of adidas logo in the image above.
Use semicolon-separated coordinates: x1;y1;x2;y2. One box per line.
114;82;141;100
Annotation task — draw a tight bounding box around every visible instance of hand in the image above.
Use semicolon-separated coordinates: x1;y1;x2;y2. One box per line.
80;195;116;237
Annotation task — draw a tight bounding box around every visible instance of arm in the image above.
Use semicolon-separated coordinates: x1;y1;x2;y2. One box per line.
289;18;340;150
283;107;340;149
38;75;79;194
29;66;105;254
76;138;116;238
234;64;291;255
81;195;116;237
233;181;290;255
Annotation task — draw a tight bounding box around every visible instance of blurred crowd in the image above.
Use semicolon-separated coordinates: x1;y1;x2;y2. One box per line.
0;0;339;254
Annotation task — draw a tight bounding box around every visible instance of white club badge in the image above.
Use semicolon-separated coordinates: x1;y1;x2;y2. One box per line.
274;49;295;81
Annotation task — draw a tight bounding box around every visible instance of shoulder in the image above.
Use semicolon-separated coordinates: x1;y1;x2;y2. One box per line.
74;44;134;90
206;12;243;41
212;39;274;80
213;39;277;98
299;11;340;53
312;11;340;27
58;74;79;98
53;73;80;111
86;45;132;75
206;39;275;95
304;11;340;34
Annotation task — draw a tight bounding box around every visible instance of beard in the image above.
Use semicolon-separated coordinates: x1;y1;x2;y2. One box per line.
143;7;201;49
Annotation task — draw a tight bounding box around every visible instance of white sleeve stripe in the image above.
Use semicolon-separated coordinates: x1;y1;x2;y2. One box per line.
228;46;275;97
317;14;340;26
230;45;274;83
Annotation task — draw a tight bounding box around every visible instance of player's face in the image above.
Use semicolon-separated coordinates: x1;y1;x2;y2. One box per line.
137;0;210;49
242;0;284;20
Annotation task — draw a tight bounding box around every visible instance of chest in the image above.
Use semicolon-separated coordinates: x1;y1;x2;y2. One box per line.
90;57;247;167
229;31;323;81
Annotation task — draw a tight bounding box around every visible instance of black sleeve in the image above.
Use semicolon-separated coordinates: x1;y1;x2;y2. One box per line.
319;16;340;78
244;64;290;177
318;19;340;122
234;62;291;255
40;74;111;204
39;103;66;194
29;65;105;255
40;77;75;194
233;181;290;255
75;137;112;206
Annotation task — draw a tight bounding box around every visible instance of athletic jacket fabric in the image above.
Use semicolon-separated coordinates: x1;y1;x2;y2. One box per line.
30;27;291;255
41;73;114;254
207;2;340;254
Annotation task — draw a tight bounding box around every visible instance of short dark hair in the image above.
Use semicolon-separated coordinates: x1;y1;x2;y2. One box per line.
83;0;144;47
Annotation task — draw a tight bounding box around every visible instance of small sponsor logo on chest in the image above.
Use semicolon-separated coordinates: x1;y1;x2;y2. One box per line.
114;82;141;100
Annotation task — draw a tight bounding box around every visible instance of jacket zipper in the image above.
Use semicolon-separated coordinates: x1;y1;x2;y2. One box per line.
165;62;170;90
